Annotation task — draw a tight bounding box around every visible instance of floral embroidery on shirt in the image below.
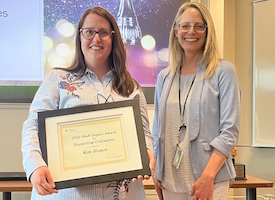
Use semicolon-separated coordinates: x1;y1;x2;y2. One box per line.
107;179;131;200
59;72;85;98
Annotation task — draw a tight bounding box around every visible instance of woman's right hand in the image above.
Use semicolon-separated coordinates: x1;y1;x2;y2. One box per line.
153;177;165;200
30;166;58;196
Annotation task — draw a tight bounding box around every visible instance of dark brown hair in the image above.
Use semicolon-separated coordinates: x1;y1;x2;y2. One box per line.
66;6;139;97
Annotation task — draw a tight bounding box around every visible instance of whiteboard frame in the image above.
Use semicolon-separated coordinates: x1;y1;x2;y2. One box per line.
252;0;275;148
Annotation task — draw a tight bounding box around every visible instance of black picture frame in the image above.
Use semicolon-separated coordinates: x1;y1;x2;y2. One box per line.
38;99;150;190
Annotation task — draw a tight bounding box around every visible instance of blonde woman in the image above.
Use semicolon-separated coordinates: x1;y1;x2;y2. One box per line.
152;2;241;200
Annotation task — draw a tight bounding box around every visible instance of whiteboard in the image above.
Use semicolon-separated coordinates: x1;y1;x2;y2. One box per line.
253;0;275;147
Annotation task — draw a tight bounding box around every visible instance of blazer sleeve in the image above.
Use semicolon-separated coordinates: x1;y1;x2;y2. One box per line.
152;67;170;157
210;61;241;158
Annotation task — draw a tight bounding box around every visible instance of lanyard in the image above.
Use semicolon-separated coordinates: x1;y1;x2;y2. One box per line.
178;67;196;131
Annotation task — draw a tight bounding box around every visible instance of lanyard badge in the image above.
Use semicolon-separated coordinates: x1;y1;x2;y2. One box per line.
173;144;184;169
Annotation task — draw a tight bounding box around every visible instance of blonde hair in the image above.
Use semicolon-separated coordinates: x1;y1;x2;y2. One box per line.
168;2;220;77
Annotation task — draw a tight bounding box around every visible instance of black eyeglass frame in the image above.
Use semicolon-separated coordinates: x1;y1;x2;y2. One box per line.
80;28;115;40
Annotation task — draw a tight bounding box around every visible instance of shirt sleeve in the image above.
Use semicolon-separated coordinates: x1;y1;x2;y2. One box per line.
22;70;60;181
137;89;154;152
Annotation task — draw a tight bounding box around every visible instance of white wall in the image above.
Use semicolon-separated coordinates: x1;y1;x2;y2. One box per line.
0;104;29;171
0;104;31;200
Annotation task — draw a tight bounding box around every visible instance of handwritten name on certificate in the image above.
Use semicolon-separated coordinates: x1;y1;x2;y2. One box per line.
58;116;128;171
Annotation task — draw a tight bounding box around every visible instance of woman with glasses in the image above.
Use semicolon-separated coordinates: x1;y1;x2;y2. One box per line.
22;6;155;200
152;2;241;200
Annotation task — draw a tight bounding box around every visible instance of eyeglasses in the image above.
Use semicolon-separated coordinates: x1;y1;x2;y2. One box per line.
80;28;115;40
177;23;207;33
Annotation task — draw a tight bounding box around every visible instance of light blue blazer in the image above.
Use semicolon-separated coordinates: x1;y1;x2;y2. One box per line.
152;60;241;185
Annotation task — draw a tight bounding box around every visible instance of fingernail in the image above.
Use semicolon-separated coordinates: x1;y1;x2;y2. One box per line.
51;183;56;188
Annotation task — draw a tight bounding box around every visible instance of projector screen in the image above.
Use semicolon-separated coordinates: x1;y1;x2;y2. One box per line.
0;0;185;103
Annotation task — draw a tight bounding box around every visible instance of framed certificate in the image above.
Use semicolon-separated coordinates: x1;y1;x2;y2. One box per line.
38;99;150;189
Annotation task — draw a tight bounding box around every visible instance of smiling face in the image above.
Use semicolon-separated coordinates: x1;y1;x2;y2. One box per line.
80;13;113;75
175;7;206;57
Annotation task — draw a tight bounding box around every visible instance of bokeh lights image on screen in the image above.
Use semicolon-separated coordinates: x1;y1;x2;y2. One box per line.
44;0;184;87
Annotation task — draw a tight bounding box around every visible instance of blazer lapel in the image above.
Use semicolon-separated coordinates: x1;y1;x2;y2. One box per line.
189;62;205;141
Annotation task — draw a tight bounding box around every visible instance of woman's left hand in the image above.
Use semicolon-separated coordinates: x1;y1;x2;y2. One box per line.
132;150;156;182
190;149;227;199
190;175;214;200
